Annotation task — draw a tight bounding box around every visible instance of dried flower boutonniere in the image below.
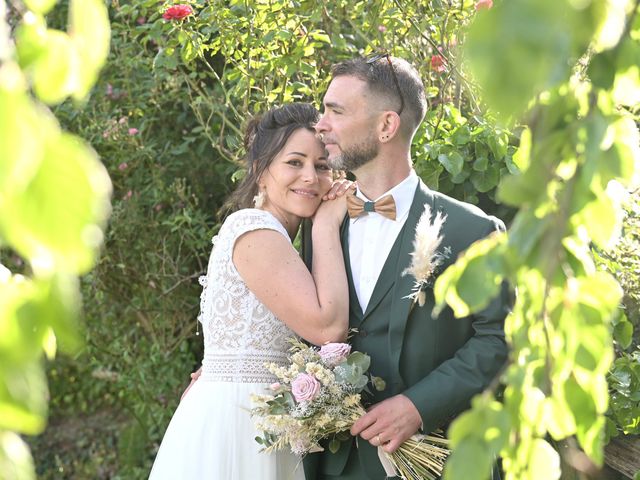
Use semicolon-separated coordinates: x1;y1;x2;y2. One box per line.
402;205;449;307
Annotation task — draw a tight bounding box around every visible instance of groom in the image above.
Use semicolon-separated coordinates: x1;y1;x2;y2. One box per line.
304;55;510;479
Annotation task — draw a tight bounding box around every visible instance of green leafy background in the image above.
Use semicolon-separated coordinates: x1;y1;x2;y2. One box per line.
1;0;639;479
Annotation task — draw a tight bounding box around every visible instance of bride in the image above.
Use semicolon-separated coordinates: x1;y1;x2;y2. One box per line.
149;103;351;479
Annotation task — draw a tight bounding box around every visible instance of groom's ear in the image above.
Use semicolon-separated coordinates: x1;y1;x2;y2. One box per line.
378;111;401;142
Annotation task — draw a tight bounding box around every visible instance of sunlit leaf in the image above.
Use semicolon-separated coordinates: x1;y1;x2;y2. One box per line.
434;233;505;317
1;132;111;274
23;0;57;15
465;0;596;120
0;431;35;480
438;151;464;176
544;395;577;439
577;416;606;465
527;439;561;480
30;29;79;105
0;360;47;434
0;77;44;198
15;13;48;69
613;316;633;349
591;0;631;52
443;437;492;480
69;0;110;100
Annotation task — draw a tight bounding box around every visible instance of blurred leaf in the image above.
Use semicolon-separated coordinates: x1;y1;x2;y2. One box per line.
613;317;633;349
69;0;111;100
465;0;596;120
443;436;492;480
23;0;57;15
30;30;78;105
527;439;561;480
1;132;111;274
0;360;47;434
612;38;640;106
0;431;35;480
15;14;48;69
435;233;505;317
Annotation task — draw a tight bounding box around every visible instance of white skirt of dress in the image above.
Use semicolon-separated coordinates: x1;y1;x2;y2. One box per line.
149;379;305;480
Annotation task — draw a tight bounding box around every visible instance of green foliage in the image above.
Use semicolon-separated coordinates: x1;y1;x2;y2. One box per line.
436;1;640;479
22;1;521;476
0;0;110;478
595;193;640;439
143;0;516;215
14;0;638;479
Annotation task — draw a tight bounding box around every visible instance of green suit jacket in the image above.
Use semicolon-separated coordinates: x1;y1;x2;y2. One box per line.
303;181;510;479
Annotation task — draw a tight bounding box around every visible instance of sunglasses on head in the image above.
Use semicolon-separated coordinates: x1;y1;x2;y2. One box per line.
366;53;405;115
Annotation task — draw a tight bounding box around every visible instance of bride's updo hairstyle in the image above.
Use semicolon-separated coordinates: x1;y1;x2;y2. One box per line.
223;103;321;212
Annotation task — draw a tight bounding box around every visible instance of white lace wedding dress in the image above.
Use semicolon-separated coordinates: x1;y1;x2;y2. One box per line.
149;209;306;480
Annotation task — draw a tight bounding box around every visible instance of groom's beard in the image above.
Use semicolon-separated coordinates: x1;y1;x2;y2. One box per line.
327;133;378;172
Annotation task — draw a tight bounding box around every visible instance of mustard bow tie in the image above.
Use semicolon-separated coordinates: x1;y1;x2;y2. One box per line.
346;193;397;220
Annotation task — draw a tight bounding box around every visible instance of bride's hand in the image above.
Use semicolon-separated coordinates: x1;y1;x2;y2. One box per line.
314;182;355;225
322;178;355;201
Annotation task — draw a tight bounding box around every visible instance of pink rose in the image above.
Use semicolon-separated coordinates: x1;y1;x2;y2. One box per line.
269;382;281;391
475;0;493;10
430;54;446;73
128;128;139;136
118;162;128;171
291;373;321;402
162;4;194;21
319;343;351;366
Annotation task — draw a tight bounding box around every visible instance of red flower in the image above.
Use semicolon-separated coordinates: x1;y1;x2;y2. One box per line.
475;0;493;10
162;4;194;21
430;54;446;73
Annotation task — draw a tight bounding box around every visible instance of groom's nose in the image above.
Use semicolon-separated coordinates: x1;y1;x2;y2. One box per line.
315;114;329;134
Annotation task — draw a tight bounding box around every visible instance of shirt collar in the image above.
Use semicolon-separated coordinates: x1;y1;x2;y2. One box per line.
355;170;419;221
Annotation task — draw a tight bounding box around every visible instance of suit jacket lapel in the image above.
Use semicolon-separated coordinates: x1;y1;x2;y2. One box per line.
341;215;364;321
388;182;435;389
361;224;406;320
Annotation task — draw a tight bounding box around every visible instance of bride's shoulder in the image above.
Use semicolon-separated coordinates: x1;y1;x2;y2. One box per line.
220;208;286;238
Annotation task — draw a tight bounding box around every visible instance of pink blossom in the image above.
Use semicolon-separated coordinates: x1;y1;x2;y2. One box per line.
475;0;493;10
123;190;133;200
269;382;281;391
128;128;139;136
291;373;321;402
106;83;113;97
118;116;127;125
319;343;351;366
430;54;446;73
378;25;387;33
162;4;194;21
118;162;128;171
136;16;146;25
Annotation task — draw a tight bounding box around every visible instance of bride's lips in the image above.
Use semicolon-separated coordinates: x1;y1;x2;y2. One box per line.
291;188;319;198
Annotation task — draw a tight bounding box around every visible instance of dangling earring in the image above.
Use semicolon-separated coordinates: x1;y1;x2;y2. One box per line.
253;189;266;208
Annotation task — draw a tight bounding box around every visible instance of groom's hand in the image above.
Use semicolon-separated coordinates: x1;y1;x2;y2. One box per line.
180;367;202;402
350;394;422;453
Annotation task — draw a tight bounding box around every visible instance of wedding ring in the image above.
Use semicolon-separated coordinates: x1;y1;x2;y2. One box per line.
376;434;382;445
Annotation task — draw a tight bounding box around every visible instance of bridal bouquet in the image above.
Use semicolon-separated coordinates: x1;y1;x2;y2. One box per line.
250;339;450;480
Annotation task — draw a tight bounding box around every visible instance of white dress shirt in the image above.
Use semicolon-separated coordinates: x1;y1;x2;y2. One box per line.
349;170;419;312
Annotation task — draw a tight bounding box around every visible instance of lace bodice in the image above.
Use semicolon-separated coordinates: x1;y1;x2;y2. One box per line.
197;209;297;383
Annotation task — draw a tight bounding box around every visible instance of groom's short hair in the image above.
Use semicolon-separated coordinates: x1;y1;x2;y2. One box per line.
331;56;427;139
